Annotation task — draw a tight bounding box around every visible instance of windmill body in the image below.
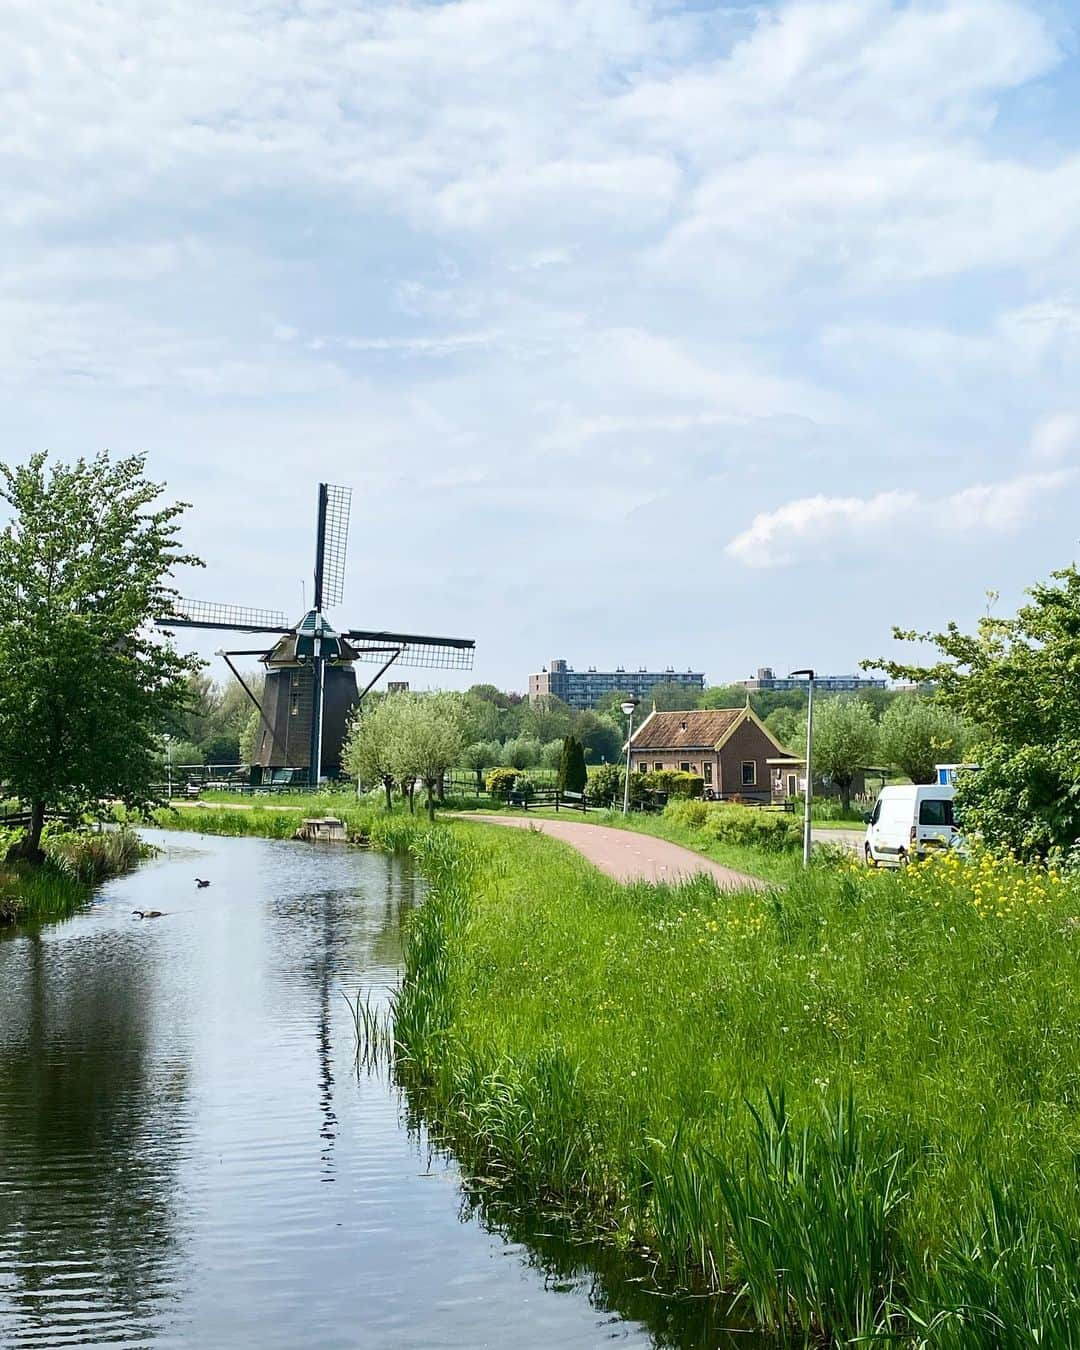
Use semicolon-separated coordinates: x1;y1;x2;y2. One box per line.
158;485;475;785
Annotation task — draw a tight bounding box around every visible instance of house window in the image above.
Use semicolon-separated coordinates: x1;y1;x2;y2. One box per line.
703;762;712;785
741;761;757;786
654;762;663;772
787;773;797;797
680;762;691;773
638;762;649;774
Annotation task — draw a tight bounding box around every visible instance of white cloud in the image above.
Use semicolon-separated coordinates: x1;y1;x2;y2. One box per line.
726;471;1073;569
1030;413;1080;463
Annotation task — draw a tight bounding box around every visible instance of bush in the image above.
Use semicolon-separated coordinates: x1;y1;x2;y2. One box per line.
664;798;709;829
662;801;802;853
512;775;536;803
485;766;520;801
586;762;623;807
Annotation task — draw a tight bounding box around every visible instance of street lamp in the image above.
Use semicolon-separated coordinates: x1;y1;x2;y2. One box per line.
163;733;173;802
621;698;639;815
790;669;815;867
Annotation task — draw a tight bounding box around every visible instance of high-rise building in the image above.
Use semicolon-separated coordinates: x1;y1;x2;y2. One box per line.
736;666;886;693
528;658;705;710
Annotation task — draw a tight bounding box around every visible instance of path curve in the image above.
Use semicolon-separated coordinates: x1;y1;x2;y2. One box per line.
457;815;765;891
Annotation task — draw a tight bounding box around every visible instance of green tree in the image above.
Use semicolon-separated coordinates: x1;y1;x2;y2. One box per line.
572;709;622;764
879;697;969;784
238;708;261;766
540;739;564;770
594;689;634;718
870;566;1080;859
765;707;801;751
0;452;200;860
504;735;541;769
698;684;747;710
342;698;400;809
390;692;468;821
799;696;879;813
557;735;587;795
522;694;573;743
462;738;501;792
645;680;698;712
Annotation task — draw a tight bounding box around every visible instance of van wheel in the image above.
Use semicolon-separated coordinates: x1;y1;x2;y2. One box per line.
864;844;877;869
898;849;909;868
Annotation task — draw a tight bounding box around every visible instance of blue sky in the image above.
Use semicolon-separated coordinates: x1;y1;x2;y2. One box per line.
6;0;1080;691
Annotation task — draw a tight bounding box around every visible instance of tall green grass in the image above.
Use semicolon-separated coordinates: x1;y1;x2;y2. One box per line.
0;827;150;925
390;825;1080;1343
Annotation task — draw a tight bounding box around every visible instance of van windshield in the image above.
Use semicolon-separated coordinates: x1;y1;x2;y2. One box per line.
919;799;955;827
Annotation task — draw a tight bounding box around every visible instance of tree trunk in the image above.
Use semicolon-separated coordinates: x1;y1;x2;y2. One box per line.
426;781;436;822
383;779;393;812
839;779;853;813
8;799;46;865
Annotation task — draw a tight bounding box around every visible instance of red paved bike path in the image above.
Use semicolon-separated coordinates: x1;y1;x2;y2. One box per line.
456;815;766;891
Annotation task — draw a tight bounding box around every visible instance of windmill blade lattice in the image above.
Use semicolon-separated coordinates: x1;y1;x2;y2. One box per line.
161;599;292;633
346;629;475;671
319;485;351;609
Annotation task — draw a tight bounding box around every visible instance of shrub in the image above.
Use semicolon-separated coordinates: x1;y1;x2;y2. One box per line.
662;801;802;853
664;798;709;829
485;766;519;801
586;762;623;807
513;775;536;803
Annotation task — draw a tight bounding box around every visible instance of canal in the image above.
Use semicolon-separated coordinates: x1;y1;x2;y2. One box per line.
0;831;747;1348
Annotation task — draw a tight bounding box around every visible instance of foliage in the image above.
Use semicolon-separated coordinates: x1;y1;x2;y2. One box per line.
522;694;574;744
485;766;521;802
503;735;542;769
462;738;501;790
238;708;261;766
0;451;201;859
387;691;468;821
557;735;588;795
879;696;969;784
664;799;802;852
799;696;879;811
342;696;400;809
585;762;623;807
643;769;704;799
540;738;564;770
764;707;801;751
571;709;622;764
393;822;1080;1340
870;567;1080;860
645;680;699;712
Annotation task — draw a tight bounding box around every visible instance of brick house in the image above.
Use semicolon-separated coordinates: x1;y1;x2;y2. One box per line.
627;707;791;804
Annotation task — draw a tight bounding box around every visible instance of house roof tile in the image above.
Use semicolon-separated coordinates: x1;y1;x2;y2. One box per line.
629;708;745;751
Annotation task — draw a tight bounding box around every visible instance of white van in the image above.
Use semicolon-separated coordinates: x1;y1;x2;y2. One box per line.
864;785;957;868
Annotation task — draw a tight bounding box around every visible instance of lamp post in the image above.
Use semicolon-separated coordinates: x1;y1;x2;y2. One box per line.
164;733;173;802
621;698;639;815
790;669;815;867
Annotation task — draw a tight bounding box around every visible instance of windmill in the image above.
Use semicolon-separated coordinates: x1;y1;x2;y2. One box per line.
159;483;475;784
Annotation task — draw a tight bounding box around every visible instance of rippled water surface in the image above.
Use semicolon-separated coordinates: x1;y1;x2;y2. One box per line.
0;831;744;1349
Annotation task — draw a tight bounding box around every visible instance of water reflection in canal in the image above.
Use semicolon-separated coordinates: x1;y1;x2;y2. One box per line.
0;831;750;1348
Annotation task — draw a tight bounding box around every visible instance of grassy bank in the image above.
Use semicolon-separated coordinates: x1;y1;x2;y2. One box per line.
0;829;150;925
154;800;1080;1340
394;827;1080;1344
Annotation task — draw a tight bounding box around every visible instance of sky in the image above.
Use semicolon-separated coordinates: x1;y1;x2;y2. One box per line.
6;0;1080;693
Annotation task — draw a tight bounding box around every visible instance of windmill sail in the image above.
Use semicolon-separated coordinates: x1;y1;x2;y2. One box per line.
313;484;351;611
160;600;292;633
344;628;475;671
